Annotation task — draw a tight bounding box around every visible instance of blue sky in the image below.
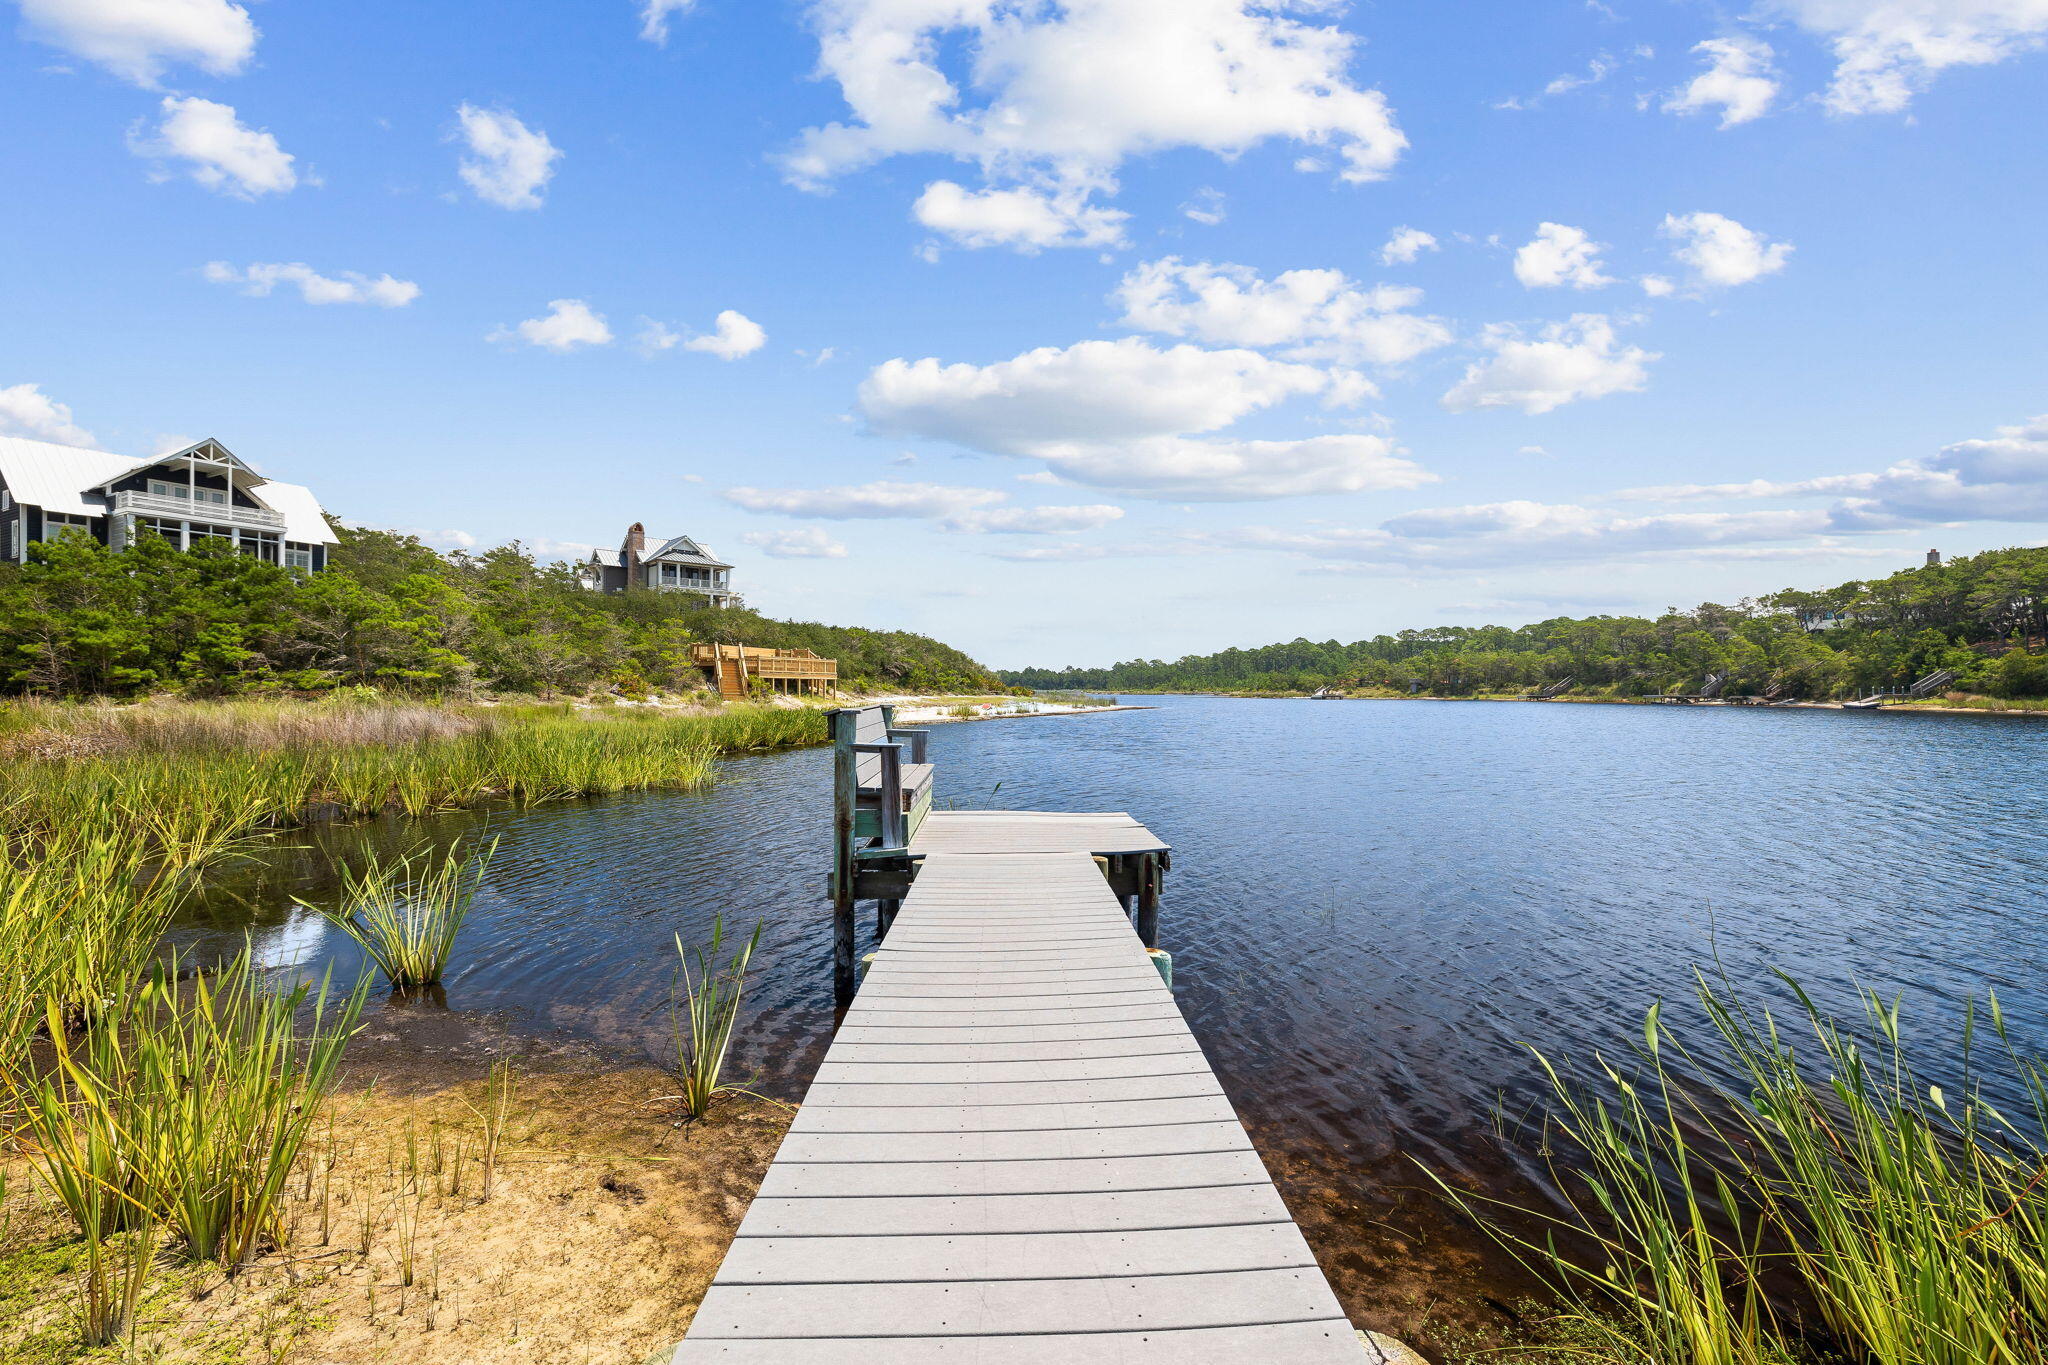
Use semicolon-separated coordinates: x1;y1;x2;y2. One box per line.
3;0;2045;669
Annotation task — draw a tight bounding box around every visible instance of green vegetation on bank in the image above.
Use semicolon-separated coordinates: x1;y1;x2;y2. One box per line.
0;523;1001;697
0;698;826;1080
1006;546;2048;702
1442;976;2048;1365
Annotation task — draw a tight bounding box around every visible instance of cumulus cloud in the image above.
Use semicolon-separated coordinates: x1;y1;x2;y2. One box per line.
950;504;1125;534
129;96;297;198
488;299;613;352
1513;222;1614;290
1765;0;2048;115
1661;211;1792;287
1442;314;1655;415
913;181;1129;252
1379;226;1438;266
859;336;1423;499
742;527;849;558
202;261;419;307
1664;36;1780;127
18;0;255;86
1114;258;1452;367
453;104;561;210
782;0;1405;249
638;0;695;45
683;310;767;359
0;382;96;447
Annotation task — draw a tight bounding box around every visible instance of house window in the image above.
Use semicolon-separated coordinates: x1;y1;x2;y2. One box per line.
284;544;315;570
42;513;95;535
148;480;229;506
238;529;280;562
189;523;233;545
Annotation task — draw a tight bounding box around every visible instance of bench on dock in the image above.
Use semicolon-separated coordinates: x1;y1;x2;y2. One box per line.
839;704;934;848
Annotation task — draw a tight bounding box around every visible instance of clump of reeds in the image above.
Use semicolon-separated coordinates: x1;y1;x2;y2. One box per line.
670;917;764;1123
1436;972;2048;1365
12;949;367;1273
313;841;495;990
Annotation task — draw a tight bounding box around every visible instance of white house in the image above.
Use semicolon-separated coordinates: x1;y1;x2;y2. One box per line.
0;435;336;570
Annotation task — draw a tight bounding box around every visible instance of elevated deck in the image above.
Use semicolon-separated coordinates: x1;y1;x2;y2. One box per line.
672;823;1362;1363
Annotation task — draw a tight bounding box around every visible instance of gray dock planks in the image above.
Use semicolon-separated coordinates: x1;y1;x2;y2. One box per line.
669;835;1361;1363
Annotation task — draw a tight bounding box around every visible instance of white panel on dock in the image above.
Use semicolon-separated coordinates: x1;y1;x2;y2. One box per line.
670;839;1363;1364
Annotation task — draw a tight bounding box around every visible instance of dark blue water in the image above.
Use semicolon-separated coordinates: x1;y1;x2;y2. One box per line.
176;696;2048;1313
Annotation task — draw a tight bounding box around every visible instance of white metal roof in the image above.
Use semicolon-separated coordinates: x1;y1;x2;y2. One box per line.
589;548;625;567
0;436;146;516
0;433;335;543
250;481;337;544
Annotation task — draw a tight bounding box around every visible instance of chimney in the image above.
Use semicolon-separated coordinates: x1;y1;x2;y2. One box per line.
1926;548;1941;568
624;522;647;585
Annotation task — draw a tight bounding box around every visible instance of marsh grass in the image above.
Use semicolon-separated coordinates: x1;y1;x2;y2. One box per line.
0;700;825;1080
1436;973;2048;1365
669;918;764;1123
314;841;495;989
13;950;368;1273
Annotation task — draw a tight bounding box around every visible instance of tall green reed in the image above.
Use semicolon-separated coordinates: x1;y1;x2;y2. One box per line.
312;841;495;989
670;917;764;1123
1435;973;2048;1365
13;950;368;1272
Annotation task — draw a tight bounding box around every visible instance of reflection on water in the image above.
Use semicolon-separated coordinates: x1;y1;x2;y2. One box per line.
175;695;2048;1231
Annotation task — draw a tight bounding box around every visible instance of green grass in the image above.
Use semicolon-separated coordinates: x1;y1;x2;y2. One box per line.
0;699;826;1083
312;841;493;990
670;917;764;1124
14;952;367;1273
1433;974;2048;1365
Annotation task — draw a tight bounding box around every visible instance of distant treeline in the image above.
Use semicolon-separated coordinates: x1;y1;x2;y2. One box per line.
1004;547;2048;701
0;524;1003;698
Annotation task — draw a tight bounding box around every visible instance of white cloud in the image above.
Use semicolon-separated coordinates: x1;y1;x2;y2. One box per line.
1379;226;1438;266
1442;314;1655;415
783;0;1404;249
1182;187;1227;226
129;96;296;198
636;319;684;354
488;299;613;352
638;0;695;45
1513;223;1613;290
1766;0;2048;115
18;0;255;86
1660;211;1792;287
726;481;1005;521
860;336;1423;500
1114;258;1453;367
742;527;849;558
950;504;1125;534
1628;413;2048;527
913;181;1129;252
202;261;419;307
1664;36;1780;127
0;382;96;447
684;309;767;360
402;527;480;552
453;104;561;210
1640;274;1676;297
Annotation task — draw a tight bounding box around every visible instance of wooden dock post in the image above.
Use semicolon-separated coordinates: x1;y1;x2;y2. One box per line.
828;708;858;1005
1136;849;1162;948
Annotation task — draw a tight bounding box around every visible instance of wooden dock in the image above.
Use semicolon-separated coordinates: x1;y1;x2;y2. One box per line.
667;706;1363;1362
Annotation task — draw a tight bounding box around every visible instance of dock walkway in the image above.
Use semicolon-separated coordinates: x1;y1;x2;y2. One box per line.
673;812;1363;1363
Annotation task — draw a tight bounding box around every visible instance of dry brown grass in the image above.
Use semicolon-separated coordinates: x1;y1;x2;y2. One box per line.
0;1063;791;1365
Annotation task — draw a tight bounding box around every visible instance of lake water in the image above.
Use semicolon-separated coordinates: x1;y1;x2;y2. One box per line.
175;696;2048;1335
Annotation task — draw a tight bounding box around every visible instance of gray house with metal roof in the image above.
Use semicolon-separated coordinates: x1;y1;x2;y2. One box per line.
0;434;336;569
580;522;740;607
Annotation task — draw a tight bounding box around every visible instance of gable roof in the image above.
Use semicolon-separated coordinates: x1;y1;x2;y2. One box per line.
0;433;335;543
645;534;730;568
